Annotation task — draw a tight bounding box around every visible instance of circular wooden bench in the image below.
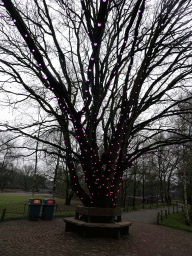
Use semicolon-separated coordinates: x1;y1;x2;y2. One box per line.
63;206;132;239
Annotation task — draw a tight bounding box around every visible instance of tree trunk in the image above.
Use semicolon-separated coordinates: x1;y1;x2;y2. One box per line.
167;175;172;205
32;136;38;198
143;175;145;205
133;171;136;210
53;133;62;199
65;190;74;205
142;158;145;205
163;176;166;204
160;174;164;203
123;171;128;210
183;166;190;225
122;180;125;210
183;147;191;226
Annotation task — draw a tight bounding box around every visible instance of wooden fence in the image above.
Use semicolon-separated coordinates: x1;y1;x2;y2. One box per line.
0;208;26;222
1;200;188;223
123;200;179;211
157;204;187;225
0;203;76;222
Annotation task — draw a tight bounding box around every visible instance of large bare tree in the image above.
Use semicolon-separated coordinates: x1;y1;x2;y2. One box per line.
1;0;192;208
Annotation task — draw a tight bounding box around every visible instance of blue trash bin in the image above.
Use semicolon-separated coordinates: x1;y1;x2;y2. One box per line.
42;199;56;220
28;199;42;221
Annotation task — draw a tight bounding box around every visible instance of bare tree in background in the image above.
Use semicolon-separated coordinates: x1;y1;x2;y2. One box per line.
150;135;180;205
0;133;20;191
171;96;192;224
1;0;192;208
18;164;34;191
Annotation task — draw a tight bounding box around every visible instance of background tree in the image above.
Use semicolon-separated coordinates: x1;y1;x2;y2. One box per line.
0;132;21;191
34;173;47;190
0;162;14;192
1;0;192;208
151;144;180;204
18;164;47;191
18;165;34;191
170;96;192;224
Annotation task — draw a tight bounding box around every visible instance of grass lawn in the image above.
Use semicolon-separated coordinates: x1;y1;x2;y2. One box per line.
0;194;176;221
160;210;192;233
0;193;79;221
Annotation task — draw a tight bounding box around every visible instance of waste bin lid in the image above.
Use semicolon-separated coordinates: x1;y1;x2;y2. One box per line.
47;200;54;204
28;199;42;204
42;199;55;204
34;199;41;203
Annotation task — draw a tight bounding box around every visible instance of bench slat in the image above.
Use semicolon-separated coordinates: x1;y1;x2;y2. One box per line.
76;206;121;216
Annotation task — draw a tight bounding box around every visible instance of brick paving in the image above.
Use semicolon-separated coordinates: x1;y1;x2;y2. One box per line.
0;215;192;256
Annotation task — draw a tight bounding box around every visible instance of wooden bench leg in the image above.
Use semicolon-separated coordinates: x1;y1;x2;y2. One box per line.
121;226;129;235
78;226;87;237
82;229;87;238
65;222;71;232
126;227;130;235
120;226;131;236
75;212;79;220
117;216;122;222
115;229;121;240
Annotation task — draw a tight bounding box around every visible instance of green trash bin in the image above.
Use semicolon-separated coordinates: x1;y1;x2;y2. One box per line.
42;199;55;220
28;199;42;221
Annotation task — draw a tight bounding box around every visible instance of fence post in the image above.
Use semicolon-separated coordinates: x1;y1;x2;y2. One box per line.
56;204;62;213
168;207;169;215
143;203;144;210
157;212;160;225
165;209;167;217
161;210;163;221
177;205;178;213
173;206;175;213
23;204;27;215
1;209;6;222
150;203;151;209
182;206;184;211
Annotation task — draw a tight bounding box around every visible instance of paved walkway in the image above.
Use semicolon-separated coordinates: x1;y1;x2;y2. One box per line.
121;205;185;224
0;206;192;256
